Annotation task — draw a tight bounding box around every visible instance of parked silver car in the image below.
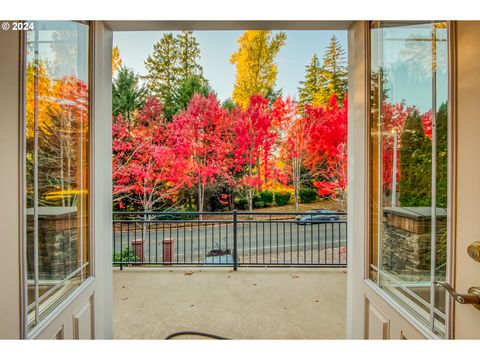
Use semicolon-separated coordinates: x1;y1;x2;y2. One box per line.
296;209;340;224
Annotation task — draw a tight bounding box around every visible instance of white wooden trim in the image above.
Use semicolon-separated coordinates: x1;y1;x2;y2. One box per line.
92;21;113;339
346;20;369;339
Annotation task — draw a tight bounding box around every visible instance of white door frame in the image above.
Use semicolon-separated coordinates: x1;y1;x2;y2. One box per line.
346;20;369;339
9;21;114;339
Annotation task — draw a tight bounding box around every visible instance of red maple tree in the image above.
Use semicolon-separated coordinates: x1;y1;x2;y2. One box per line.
277;97;308;210
112;97;184;212
302;94;348;200
233;95;287;211
169;93;235;215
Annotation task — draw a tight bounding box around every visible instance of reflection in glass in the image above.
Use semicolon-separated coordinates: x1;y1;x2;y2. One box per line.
25;21;90;332
369;22;448;337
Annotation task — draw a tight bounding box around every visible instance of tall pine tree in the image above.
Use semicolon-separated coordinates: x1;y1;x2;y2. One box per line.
298;53;326;110
177;31;204;80
297;35;348;108
112;66;147;125
144;31;206;120
144;33;179;104
320;35;348;104
230;30;287;109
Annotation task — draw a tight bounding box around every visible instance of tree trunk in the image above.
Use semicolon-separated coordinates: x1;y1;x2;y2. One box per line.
248;163;253;212
293;156;301;211
198;181;204;220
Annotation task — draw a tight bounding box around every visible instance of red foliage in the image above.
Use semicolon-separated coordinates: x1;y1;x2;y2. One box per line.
233;95;286;190
302;94;348;198
54;75;89;126
112;92;355;208
169;94;236;211
112;97;183;211
421;110;433;140
380;102;411;192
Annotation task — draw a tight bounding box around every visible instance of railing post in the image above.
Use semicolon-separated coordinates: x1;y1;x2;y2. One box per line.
233;210;238;271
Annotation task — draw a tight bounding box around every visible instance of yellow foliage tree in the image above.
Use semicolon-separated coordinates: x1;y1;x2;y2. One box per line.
25;61;60;139
230;31;287;109
112;46;122;75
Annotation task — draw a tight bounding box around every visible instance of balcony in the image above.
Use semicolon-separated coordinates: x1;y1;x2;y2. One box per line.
112;211;347;339
113;267;346;339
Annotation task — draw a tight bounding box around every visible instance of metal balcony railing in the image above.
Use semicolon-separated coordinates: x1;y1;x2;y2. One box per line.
112;211;347;269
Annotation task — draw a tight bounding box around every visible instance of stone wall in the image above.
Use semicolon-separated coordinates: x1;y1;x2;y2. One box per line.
381;207;447;279
26;207;79;281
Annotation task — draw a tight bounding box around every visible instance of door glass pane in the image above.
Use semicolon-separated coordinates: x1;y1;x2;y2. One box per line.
25;21;90;332
369;21;448;337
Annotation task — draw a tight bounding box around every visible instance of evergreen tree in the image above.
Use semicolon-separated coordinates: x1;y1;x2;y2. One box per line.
320;35;348;104
144;31;206;120
171;75;211;115
221;98;236;112
177;31;204;80
112;66;147;124
265;87;283;107
230;30;287;109
144;33;179;105
398;110;432;207
298;53;326;109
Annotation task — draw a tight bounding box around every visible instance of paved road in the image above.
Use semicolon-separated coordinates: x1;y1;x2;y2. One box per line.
113;220;347;264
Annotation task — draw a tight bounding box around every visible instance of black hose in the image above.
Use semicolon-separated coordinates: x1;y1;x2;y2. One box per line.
165;331;230;340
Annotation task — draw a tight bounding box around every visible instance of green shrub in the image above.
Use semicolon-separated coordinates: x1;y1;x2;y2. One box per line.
153;210;195;220
274;192;291;206
259;191;274;205
299;188;318;203
113;247;139;265
253;201;265;209
234;198;249;210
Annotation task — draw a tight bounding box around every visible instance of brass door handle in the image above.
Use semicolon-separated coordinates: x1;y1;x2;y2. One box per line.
435;281;480;310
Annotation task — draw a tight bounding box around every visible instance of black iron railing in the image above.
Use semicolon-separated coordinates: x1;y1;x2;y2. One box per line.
112;211;347;269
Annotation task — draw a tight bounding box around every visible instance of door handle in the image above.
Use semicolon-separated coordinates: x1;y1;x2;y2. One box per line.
434;281;480;310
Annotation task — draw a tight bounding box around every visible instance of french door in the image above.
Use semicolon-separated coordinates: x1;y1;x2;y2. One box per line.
348;20;480;340
19;20;113;339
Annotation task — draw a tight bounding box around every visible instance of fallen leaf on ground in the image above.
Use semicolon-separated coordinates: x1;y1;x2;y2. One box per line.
184;271;194;276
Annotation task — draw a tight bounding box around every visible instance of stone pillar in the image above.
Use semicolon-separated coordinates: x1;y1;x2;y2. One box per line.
162;238;174;264
382;207;447;277
132;239;144;262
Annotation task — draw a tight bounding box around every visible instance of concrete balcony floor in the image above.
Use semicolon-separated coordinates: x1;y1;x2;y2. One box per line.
113;267;346;339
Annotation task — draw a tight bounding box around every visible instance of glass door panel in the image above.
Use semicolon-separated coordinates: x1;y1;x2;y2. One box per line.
369;21;449;337
24;20;91;333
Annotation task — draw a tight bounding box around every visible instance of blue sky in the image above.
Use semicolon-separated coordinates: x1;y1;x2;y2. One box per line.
113;30;348;102
371;24;448;113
